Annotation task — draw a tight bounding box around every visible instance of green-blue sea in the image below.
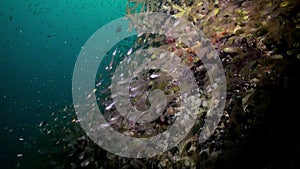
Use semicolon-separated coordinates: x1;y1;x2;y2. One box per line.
1;0;300;169
0;1;127;168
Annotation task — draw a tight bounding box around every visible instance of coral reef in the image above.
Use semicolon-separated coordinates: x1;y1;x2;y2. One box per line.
124;0;300;168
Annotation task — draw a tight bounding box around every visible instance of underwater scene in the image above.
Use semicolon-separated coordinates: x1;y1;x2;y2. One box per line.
1;0;300;169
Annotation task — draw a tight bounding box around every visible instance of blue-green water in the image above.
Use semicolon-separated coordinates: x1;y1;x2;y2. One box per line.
0;0;127;168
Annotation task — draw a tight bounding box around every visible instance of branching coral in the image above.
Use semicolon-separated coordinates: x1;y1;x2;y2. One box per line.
126;0;165;14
